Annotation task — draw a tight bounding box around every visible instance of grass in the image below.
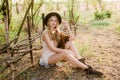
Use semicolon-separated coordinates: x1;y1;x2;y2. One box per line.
115;25;120;34
74;39;94;57
90;19;110;29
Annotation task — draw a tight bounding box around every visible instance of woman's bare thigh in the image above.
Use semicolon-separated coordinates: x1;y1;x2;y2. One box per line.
65;41;81;59
48;53;65;64
65;41;75;57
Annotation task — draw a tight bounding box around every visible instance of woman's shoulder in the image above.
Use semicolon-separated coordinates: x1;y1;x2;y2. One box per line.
42;30;48;36
41;30;48;41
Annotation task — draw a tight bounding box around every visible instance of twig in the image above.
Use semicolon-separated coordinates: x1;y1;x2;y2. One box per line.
14;0;34;44
0;69;16;80
0;37;17;54
33;0;44;16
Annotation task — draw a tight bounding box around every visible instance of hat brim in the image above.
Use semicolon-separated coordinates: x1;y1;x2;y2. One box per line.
44;12;62;26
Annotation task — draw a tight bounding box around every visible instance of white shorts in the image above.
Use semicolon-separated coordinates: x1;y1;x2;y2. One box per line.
39;58;49;68
39;56;57;68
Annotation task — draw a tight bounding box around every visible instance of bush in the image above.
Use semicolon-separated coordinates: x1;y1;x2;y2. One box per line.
116;25;120;33
94;10;112;20
74;40;94;57
104;10;111;18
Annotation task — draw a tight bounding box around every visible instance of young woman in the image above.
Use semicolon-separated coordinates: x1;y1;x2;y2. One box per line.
39;12;103;76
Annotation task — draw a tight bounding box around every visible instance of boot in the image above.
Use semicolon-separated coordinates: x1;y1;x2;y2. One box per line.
79;58;103;76
78;58;85;64
78;58;91;67
85;66;103;76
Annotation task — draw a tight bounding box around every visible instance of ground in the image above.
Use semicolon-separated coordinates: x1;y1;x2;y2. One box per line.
14;26;120;80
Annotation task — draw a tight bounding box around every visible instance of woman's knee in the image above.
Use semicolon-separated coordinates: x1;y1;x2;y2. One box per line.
68;50;75;57
60;52;67;59
65;41;73;49
61;51;72;59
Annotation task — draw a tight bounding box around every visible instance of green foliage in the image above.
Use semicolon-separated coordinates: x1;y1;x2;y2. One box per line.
0;14;4;19
0;23;19;44
0;14;24;44
116;25;120;33
75;40;94;57
61;11;80;22
64;0;80;25
94;10;112;20
104;10;111;18
0;24;4;34
73;12;80;24
0;23;5;44
34;14;42;26
78;12;94;25
91;19;110;29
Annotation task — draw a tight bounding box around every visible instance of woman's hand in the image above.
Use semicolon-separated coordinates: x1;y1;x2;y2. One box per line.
62;20;70;31
69;35;75;40
62;49;69;54
62;20;75;41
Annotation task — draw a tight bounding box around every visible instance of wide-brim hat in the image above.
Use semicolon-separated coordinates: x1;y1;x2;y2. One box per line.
44;12;62;26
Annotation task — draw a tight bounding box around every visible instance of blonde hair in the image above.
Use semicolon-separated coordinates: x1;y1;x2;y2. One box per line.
46;16;61;46
47;27;61;47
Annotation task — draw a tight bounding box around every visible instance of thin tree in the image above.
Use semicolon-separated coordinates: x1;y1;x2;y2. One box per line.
2;0;9;47
14;0;34;44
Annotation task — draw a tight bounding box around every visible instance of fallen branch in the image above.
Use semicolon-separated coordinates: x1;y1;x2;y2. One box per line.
15;63;36;78
0;68;16;80
0;50;32;74
0;37;17;54
0;32;42;55
0;64;10;74
10;33;42;56
0;45;42;73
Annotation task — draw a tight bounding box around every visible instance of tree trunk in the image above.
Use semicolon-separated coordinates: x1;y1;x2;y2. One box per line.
42;13;45;31
31;0;34;30
14;0;33;44
86;1;89;11
70;0;75;25
27;16;33;64
3;0;10;54
16;2;20;14
4;13;9;44
97;0;104;11
6;0;10;28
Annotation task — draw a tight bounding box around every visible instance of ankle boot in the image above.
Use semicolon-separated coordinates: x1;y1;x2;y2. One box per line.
84;66;103;76
79;58;103;76
78;58;85;64
78;58;91;67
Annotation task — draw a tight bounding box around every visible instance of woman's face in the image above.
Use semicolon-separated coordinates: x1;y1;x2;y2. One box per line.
47;16;59;29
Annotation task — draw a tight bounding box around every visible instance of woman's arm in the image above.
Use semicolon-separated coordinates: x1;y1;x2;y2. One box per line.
43;31;64;53
62;21;75;41
67;28;75;41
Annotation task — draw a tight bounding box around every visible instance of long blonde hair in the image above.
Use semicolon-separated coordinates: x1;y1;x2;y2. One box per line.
47;26;61;47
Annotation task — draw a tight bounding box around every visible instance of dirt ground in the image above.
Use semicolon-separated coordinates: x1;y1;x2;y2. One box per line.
15;26;120;80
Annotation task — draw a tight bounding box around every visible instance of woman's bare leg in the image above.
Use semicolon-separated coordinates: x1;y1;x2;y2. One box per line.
65;41;82;59
48;51;103;76
48;52;88;69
